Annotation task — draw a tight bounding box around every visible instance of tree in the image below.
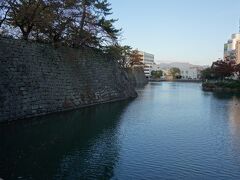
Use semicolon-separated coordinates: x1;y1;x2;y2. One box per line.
151;70;163;79
67;0;120;48
105;46;145;69
234;63;240;79
7;0;49;40
1;0;120;49
34;0;76;45
169;67;180;79
105;45;132;68
211;58;235;80
129;49;143;67
201;67;215;80
0;1;10;28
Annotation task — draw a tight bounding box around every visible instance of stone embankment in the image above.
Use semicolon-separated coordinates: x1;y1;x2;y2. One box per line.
127;66;148;87
150;79;201;83
202;81;240;92
0;37;138;122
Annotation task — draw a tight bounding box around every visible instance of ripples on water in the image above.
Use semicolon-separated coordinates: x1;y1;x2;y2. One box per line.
1;82;240;179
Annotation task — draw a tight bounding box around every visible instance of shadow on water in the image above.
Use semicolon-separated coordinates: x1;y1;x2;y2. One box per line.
212;92;240;100
0;100;131;180
202;90;240;100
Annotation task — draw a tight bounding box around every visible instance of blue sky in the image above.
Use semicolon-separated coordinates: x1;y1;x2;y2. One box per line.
109;0;240;65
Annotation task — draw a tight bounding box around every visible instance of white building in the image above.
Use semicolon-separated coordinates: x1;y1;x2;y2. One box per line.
138;51;155;78
151;62;205;80
180;67;200;79
224;33;240;60
151;64;161;71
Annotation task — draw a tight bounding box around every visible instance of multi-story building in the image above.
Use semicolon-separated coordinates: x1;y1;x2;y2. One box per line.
151;62;205;80
180;67;202;79
138;51;155;78
151;63;161;71
224;33;240;62
236;40;240;64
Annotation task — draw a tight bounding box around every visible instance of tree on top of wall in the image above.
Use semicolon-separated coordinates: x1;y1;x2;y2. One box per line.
129;49;143;67
1;0;121;48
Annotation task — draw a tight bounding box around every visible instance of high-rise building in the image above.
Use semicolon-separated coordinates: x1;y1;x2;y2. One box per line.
224;33;240;61
138;51;155;78
236;40;240;64
224;20;240;63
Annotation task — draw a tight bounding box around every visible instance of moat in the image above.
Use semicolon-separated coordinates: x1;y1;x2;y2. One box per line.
2;82;240;179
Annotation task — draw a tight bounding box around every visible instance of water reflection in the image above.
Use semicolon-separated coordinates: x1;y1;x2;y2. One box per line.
210;92;240;164
0;101;130;179
228;97;240;149
2;83;240;179
229;97;240;132
211;92;240;139
213;92;240;100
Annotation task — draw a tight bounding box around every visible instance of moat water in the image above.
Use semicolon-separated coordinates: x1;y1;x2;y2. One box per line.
2;82;240;179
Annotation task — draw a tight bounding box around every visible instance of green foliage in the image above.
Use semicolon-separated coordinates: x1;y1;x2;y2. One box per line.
203;80;240;89
234;63;240;79
151;70;163;79
169;67;180;79
104;45;143;68
129;49;143;67
105;45;131;68
201;67;215;80
211;59;235;80
1;0;121;48
202;58;238;81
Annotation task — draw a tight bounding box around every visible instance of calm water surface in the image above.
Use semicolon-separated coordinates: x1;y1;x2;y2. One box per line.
1;82;240;179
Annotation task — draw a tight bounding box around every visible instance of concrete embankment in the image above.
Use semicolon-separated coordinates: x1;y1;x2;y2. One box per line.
0;37;138;122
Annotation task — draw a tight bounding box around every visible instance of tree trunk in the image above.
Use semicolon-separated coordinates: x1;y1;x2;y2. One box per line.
22;32;29;40
20;26;32;41
0;6;9;27
79;0;87;32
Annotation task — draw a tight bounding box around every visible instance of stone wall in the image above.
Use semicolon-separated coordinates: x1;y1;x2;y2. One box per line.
0;37;137;122
127;66;148;87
